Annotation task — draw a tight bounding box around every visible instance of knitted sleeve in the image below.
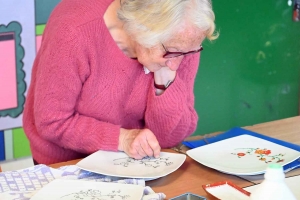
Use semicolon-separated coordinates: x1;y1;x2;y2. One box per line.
32;21;120;154
145;53;200;148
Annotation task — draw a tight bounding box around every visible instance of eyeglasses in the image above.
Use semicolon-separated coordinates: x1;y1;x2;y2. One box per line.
162;43;203;58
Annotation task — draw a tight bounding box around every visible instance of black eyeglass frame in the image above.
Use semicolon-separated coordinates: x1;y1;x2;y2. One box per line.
162;43;203;58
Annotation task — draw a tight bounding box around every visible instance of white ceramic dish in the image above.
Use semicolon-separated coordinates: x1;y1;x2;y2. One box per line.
30;179;144;200
76;150;186;179
186;134;300;175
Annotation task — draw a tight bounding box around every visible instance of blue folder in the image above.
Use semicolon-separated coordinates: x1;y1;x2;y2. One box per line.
183;127;300;172
0;130;5;161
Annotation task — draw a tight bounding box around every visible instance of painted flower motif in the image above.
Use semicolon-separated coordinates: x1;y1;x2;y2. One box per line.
255;149;271;155
255;149;264;154
259;157;266;161
232;148;285;164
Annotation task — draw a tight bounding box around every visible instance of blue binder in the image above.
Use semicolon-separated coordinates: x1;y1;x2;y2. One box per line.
183;127;300;172
0;130;5;161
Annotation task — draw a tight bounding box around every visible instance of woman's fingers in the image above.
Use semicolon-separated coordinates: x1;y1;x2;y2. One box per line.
119;128;161;159
143;129;161;158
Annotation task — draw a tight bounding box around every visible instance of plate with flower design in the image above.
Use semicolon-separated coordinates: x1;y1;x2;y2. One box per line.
186;134;300;175
76;150;186;180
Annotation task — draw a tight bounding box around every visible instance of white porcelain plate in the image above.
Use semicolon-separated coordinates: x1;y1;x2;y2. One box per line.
31;179;144;200
186;134;300;175
76;150;186;179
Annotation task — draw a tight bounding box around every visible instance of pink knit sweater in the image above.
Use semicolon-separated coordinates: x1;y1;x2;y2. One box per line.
23;0;200;165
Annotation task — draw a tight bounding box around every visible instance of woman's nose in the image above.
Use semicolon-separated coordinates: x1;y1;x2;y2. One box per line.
165;56;184;71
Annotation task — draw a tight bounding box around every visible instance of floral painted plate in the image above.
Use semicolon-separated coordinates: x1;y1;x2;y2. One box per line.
31;179;144;200
76;150;186;179
186;134;300;175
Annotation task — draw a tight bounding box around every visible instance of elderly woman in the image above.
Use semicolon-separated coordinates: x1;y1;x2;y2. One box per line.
23;0;218;165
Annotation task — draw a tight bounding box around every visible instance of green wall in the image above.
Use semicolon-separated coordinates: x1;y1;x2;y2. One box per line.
194;0;300;135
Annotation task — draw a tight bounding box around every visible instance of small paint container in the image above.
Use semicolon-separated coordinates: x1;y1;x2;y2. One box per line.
169;192;206;200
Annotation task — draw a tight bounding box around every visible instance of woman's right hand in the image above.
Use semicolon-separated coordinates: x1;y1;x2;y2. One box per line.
118;128;161;159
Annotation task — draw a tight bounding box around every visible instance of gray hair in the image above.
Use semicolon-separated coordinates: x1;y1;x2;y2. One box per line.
118;0;218;48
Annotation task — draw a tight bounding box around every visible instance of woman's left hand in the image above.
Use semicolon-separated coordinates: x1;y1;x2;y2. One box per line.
154;66;176;86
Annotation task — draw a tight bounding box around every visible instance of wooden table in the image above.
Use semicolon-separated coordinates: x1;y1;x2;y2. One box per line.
50;116;300;199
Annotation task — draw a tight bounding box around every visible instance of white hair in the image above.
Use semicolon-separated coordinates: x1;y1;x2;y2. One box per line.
118;0;218;47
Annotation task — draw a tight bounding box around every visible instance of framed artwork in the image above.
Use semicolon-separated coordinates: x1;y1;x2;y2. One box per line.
0;22;26;118
0;0;35;130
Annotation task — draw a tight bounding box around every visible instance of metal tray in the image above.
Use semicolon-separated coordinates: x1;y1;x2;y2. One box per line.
169;193;206;200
